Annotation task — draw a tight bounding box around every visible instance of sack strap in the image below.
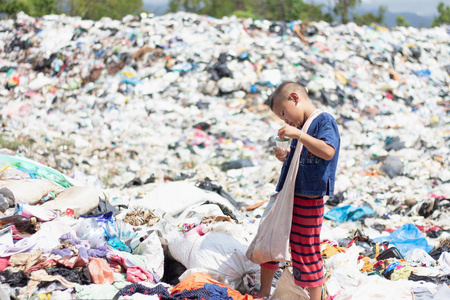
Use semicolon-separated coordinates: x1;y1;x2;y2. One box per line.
282;109;322;192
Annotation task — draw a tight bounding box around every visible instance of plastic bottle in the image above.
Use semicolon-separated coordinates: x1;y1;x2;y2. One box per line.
0;215;37;233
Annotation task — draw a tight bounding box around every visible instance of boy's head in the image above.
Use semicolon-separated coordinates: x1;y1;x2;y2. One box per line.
269;81;311;127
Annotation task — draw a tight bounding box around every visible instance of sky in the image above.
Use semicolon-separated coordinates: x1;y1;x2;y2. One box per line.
341;0;442;17
145;0;443;17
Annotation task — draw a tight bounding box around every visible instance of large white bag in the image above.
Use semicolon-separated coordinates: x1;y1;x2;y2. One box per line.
41;186;99;215
0;179;63;205
246;110;322;264
168;229;260;292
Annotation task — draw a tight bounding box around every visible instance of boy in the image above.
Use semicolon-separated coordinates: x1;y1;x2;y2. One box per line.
255;81;340;300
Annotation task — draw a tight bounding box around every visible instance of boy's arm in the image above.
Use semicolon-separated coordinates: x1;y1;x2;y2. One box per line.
278;125;335;161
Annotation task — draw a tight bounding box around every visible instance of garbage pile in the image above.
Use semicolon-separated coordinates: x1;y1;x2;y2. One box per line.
0;10;449;299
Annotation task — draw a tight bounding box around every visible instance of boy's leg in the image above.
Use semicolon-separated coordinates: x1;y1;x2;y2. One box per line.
290;196;325;296
308;285;323;300
258;262;278;297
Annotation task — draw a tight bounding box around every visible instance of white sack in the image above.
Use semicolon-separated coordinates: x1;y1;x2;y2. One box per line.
271;268;309;300
41;186;99;215
130;182;235;217
0;179;63;205
168;230;259;292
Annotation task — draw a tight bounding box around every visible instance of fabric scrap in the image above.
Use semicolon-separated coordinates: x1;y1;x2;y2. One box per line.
88;257;115;284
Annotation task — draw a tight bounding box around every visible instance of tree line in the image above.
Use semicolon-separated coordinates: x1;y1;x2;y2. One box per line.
0;0;449;28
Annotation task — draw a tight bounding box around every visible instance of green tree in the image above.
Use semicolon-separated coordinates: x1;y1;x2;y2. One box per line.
0;0;56;16
0;0;141;20
30;0;56;16
169;0;254;19
168;0;328;21
353;5;386;26
395;15;410;27
265;0;328;21
431;2;450;27
68;0;143;20
0;0;33;15
334;0;361;24
169;0;203;14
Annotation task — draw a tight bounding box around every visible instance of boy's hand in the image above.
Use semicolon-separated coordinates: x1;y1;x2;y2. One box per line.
273;147;290;162
278;125;301;140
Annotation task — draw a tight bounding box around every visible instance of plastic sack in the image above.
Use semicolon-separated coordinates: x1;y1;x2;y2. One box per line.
0;179;63;205
133;231;165;279
130;181;235;217
270;268;309;300
41;186;99;216
246;110;321;264
324;205;374;223
168;230;259;293
373;223;433;257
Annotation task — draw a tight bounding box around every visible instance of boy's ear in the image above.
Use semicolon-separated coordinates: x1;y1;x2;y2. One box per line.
290;92;299;104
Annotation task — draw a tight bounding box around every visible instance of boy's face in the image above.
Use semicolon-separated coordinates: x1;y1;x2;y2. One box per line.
272;94;303;127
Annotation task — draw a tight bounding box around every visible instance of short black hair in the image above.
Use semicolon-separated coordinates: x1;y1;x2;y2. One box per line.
269;81;303;110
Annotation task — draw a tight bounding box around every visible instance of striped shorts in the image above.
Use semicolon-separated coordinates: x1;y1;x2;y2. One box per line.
261;196;325;288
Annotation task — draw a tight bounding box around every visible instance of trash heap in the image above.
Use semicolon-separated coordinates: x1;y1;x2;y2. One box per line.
0;11;449;300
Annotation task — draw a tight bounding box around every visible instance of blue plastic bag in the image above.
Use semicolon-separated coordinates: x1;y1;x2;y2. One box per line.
373;223;433;257
324;205;374;223
96;212;131;253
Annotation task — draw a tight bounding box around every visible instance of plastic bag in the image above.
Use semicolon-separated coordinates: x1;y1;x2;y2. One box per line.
373;223;433;257
75;217;107;249
246;110;322;264
324;205;374;223
96;212;131;253
270;268;309;300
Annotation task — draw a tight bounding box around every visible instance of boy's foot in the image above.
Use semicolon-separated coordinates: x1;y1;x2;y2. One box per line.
250;293;269;300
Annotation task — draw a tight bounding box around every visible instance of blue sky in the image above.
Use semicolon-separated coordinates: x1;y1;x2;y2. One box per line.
145;0;443;17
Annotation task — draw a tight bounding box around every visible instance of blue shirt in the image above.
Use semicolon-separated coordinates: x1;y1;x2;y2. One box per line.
275;112;340;197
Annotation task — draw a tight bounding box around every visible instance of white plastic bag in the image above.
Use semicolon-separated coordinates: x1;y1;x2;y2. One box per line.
246;110;322;264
